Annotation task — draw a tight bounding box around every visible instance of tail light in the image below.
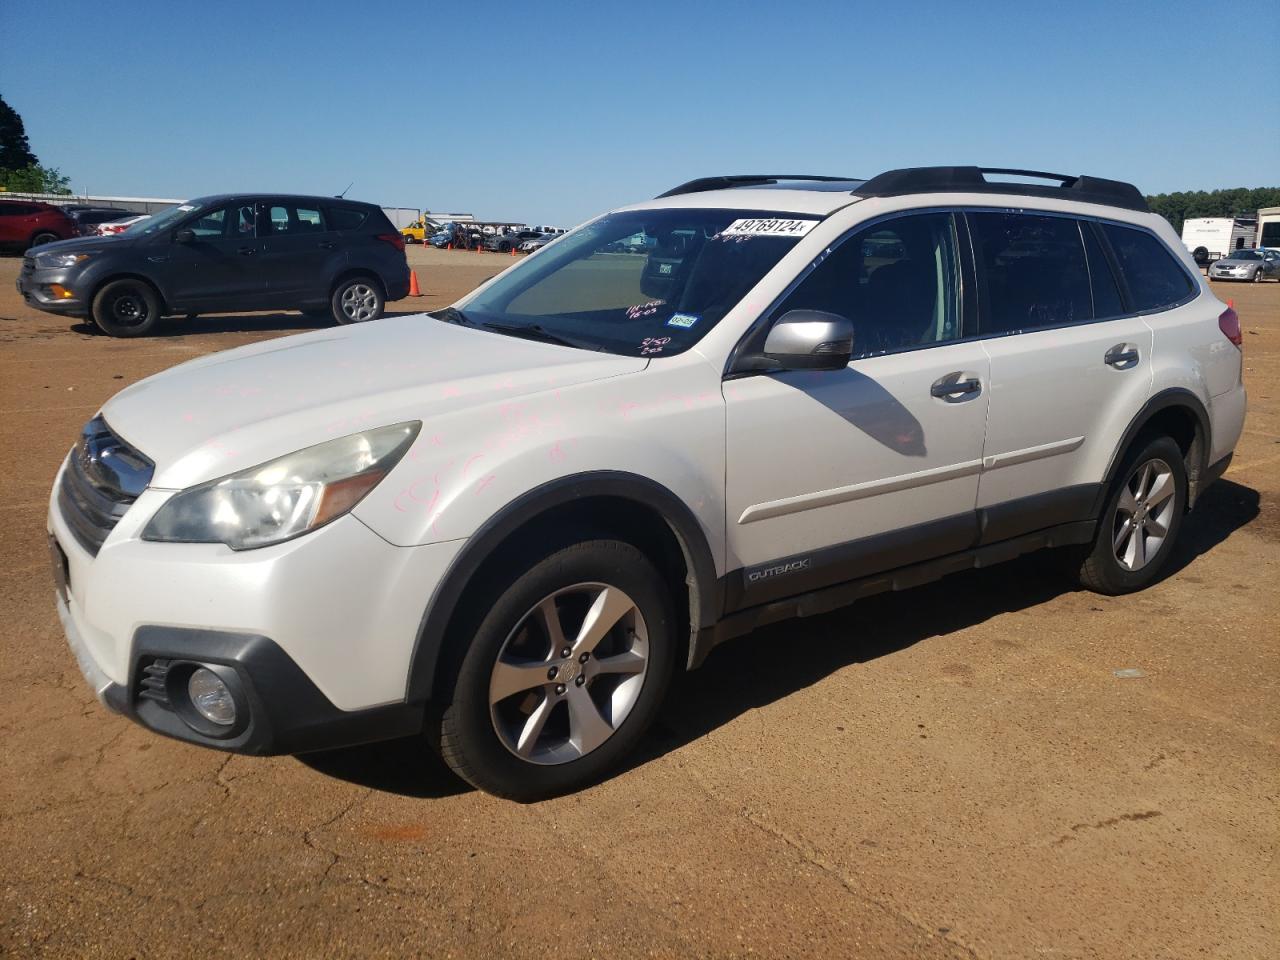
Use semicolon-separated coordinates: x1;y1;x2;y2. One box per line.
377;233;406;252
1218;305;1242;348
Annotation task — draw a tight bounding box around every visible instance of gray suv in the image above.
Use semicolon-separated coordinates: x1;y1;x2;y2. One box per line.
16;194;410;337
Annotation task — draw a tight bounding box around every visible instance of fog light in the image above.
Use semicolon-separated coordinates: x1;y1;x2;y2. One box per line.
49;284;74;299
188;667;236;726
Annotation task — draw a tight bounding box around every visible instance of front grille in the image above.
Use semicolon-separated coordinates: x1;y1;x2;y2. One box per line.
57;416;153;557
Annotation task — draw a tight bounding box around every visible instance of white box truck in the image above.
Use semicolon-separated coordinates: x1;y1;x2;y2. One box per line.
1257;207;1280;251
1181;217;1257;264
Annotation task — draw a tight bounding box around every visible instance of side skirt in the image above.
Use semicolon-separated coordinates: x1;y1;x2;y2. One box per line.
690;519;1096;668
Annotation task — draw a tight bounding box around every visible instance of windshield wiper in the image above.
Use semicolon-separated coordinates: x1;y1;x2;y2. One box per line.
432;306;474;326
480;320;602;351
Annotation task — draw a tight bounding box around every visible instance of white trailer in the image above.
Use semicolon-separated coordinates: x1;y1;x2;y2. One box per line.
1181;217;1257;264
1257;207;1280;251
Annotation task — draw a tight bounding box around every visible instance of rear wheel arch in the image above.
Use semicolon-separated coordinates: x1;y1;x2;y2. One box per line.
1097;389;1211;513
405;472;720;705
330;267;385;300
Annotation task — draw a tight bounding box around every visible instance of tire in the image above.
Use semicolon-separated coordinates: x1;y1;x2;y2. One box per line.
30;231;60;247
330;276;384;324
1077;435;1187;595
91;279;162;337
438;539;676;801
1253;267;1264;283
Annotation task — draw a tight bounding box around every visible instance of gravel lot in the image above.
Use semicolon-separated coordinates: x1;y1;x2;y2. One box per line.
1;245;1276;959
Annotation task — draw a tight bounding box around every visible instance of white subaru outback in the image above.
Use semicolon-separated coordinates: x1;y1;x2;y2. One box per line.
49;167;1246;800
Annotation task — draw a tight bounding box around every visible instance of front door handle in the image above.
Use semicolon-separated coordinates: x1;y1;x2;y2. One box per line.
237;246;257;256
931;373;982;402
318;240;336;249
1105;343;1139;368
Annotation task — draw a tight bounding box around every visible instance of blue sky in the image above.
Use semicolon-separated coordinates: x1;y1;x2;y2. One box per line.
2;0;1276;225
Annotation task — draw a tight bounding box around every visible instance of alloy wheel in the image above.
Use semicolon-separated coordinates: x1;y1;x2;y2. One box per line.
488;582;649;765
340;283;378;321
1112;458;1176;571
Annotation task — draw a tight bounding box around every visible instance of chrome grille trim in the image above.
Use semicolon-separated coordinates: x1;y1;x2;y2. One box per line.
57;416;153;557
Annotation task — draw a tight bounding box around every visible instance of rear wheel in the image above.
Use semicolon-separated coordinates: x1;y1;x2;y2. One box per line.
1077;435;1186;594
30;231;59;247
92;279;161;337
331;276;384;324
438;540;676;801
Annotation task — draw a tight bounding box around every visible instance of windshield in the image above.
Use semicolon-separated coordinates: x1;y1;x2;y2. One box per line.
1225;250;1261;261
123;204;190;236
453;208;818;356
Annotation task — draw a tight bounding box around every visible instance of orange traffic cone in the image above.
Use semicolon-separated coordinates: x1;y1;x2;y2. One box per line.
408;270;422;297
510;246;517;256
446;242;452;250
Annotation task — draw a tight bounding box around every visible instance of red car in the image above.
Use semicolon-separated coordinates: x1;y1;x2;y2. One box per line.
0;199;78;252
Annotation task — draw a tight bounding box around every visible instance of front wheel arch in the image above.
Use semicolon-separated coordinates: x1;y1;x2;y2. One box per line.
405;472;720;705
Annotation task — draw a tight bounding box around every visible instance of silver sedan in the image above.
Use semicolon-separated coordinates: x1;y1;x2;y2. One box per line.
1209;249;1280;282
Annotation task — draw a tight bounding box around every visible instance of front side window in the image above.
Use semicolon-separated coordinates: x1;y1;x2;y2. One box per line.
188;207;227;238
234;204;258;238
971;212;1092;333
770;212;961;357
456;208;816;357
1102;223;1194;312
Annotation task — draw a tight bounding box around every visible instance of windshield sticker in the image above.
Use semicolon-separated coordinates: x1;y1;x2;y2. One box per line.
626;300;665;320
720;218;819;238
667;313;699;329
640;336;671;356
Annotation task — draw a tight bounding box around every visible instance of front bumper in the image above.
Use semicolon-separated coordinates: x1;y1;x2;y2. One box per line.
48;460;463;754
16;261;89;315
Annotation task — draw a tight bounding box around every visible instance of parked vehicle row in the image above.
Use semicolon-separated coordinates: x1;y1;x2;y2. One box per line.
16;193;410;336
46;166;1246;802
0;199;78;250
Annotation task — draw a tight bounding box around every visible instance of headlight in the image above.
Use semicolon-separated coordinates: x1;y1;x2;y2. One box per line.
36;252;92;269
142;422;419;550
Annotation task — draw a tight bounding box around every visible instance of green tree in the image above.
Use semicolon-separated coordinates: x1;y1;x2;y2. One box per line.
1147;187;1280;234
0;163;71;194
0;94;37;170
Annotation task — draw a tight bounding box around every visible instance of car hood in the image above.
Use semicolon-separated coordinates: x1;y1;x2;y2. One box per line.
32;234;132;256
99;314;647;489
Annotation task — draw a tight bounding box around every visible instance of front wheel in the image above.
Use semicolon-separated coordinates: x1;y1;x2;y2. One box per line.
1254;267;1265;283
438;540;676;801
30;231;60;247
92;279;162;337
331;277;384;324
1077;436;1187;594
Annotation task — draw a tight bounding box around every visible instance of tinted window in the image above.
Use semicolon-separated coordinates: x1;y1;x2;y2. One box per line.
1082;223;1125;319
326;206;368;231
1102;224;1194;312
773;212;961;357
188;207;227;238
971;213;1092;333
0;203;35;216
266;204;325;234
1225;250;1261;261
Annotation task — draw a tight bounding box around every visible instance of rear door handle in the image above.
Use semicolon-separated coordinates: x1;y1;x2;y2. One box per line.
1105;343;1139;368
931;373;982;401
237;246;257;256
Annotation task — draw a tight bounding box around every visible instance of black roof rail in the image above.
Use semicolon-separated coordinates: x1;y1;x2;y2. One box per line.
852;166;1149;212
656;175;859;199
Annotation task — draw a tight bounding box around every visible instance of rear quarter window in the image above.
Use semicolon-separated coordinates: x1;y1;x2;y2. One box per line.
326;206;369;231
1102;224;1195;313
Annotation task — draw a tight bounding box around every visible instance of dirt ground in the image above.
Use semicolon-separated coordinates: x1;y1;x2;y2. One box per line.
1;245;1276;960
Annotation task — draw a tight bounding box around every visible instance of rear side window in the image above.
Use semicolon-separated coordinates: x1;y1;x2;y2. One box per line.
326;206;368;231
0;203;35;216
1082;224;1125;319
1102;224;1194;312
970;212;1092;333
266;204;326;234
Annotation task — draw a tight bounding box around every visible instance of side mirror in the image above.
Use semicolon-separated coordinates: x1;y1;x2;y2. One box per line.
174;229;195;244
760;309;854;371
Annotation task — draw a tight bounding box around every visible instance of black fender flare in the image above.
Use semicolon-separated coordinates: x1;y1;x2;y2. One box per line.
1093;387;1212;516
404;470;720;703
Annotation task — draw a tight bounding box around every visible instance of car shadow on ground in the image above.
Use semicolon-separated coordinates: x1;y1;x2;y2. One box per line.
294;482;1260;801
